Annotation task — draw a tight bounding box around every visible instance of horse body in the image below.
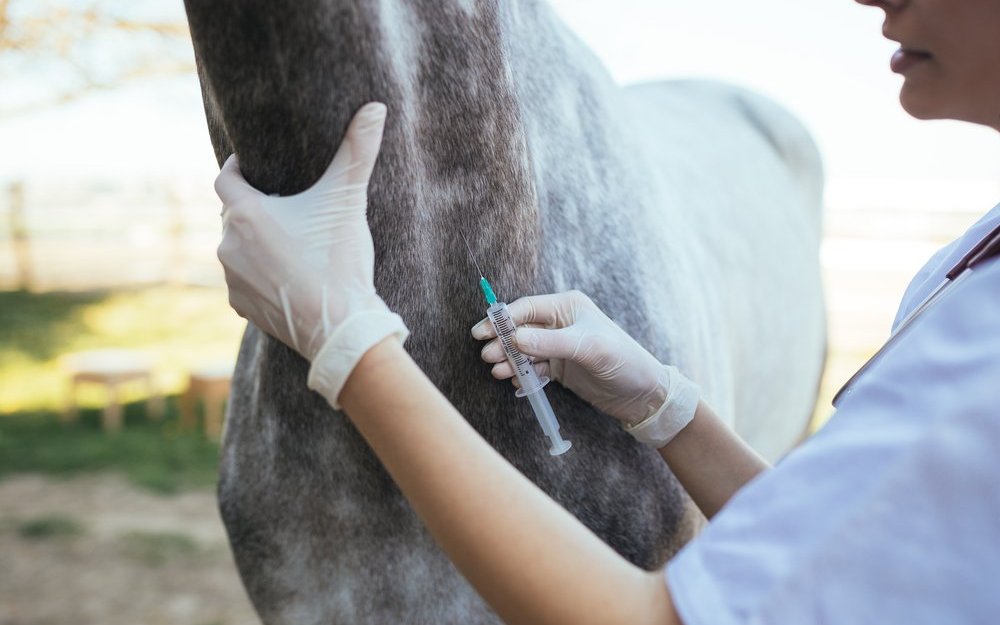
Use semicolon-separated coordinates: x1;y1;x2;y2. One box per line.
184;1;824;622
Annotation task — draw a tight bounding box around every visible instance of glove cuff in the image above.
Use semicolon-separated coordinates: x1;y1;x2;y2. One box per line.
307;307;410;409
623;365;700;448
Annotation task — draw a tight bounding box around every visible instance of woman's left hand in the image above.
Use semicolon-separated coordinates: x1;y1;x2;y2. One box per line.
214;102;408;407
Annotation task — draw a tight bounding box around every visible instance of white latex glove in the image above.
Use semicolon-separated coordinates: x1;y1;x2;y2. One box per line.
215;102;408;408
472;290;699;447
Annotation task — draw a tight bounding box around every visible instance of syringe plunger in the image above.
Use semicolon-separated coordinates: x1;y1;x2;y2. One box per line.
486;301;572;456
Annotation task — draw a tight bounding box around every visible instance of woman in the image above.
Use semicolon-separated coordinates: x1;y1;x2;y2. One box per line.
213;0;1000;622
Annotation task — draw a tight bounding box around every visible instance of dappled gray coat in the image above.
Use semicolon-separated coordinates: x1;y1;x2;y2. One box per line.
184;0;826;623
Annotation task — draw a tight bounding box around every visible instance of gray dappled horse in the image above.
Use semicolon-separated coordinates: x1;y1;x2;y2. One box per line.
184;1;826;622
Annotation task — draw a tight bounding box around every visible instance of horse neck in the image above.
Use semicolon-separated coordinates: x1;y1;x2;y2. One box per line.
186;0;546;355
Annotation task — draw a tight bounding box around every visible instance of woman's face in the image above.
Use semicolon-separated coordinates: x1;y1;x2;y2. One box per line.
856;0;1000;131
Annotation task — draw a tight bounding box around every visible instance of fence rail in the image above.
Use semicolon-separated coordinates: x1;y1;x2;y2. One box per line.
3;180;985;293
1;179;224;291
0;180;988;340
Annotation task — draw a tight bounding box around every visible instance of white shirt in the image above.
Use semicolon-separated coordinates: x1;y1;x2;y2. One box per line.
666;203;1000;625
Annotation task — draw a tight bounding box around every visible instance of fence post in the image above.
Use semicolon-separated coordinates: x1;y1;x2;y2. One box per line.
9;181;33;291
167;185;185;286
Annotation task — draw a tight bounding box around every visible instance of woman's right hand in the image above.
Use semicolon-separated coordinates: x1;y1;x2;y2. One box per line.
471;290;698;433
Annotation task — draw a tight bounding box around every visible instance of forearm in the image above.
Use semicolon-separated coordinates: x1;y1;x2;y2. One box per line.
658;401;769;519
339;338;679;625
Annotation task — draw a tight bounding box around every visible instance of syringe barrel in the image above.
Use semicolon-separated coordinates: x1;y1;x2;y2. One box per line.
525;388;559;438
486;302;545;394
486;301;572;456
525;387;572;456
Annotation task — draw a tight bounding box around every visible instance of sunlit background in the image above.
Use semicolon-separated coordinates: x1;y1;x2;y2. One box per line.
2;1;998;623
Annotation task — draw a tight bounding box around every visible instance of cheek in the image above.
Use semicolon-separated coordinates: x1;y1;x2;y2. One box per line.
932;10;1000;122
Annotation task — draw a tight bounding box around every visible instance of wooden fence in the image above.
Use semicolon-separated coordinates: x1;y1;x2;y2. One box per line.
0;179;224;291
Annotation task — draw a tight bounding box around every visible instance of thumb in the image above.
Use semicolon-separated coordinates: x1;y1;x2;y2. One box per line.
214;154;261;206
514;326;585;362
320;102;388;189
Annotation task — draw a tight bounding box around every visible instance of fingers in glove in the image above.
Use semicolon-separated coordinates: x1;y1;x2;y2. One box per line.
490;361;515;380
471;317;496;340
528;360;551;382
506;290;591;329
513;325;588;362
321;102;388;190
480;338;506;363
490;359;551;381
479;322;547;362
472;291;593;339
493;361;552;389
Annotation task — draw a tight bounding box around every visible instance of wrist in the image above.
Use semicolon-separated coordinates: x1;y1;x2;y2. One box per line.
628;368;671;426
623;365;700;448
339;336;407;408
307;304;409;409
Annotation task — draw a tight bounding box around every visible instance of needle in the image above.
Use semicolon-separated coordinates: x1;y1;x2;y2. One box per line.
460;232;485;278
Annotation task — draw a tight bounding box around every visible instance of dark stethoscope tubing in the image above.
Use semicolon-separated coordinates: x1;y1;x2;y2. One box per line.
832;222;1000;408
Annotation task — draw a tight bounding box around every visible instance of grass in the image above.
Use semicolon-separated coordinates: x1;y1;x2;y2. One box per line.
0;285;245;413
0;401;220;494
119;530;202;566
0;285;234;492
17;514;86;540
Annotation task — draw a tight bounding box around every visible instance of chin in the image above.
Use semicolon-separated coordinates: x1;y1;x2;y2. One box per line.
898;84;995;126
898;87;947;121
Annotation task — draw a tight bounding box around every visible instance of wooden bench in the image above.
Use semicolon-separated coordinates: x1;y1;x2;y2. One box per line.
180;364;233;441
62;349;163;432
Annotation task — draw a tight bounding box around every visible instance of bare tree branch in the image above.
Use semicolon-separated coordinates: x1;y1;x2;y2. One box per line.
0;0;10;43
0;0;195;117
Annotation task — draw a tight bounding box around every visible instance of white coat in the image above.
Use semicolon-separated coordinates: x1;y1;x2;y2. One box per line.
665;203;1000;624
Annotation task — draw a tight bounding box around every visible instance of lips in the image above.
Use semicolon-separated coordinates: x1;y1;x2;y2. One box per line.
890;47;933;74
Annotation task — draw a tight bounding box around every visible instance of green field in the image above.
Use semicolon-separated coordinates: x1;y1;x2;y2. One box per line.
0;286;242;491
0;403;220;493
0;286;244;412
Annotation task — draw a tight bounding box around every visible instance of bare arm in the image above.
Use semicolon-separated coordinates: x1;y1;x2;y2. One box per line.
658;401;769;519
340;338;682;625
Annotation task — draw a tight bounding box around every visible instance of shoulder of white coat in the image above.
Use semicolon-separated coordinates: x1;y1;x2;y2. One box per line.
847;253;1000;422
893;204;1000;331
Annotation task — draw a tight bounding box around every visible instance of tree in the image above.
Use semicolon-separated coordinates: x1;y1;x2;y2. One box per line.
0;0;195;117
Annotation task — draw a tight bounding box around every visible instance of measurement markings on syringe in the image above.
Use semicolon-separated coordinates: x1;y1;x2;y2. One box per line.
461;234;572;455
493;313;531;374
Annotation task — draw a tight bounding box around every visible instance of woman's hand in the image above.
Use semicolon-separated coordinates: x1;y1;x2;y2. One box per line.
215;102;408;407
472;290;699;446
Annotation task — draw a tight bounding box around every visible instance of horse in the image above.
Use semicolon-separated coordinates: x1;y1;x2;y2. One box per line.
184;1;826;622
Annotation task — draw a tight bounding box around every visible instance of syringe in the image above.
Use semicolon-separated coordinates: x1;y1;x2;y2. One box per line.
477;275;572;456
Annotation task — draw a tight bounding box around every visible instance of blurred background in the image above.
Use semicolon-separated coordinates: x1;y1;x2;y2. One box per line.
1;1;998;623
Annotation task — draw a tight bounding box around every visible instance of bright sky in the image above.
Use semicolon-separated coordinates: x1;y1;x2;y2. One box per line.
548;0;1000;210
2;0;999;210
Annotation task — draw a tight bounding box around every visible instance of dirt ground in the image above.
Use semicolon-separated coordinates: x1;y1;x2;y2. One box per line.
0;473;259;625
